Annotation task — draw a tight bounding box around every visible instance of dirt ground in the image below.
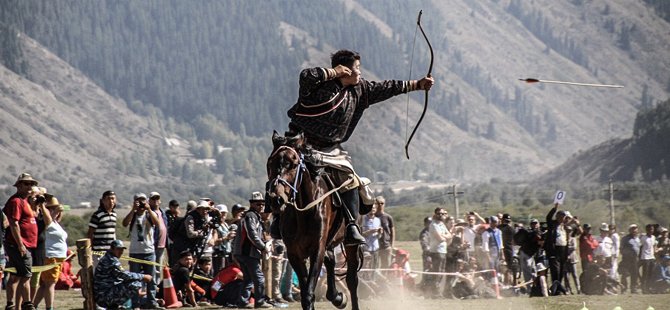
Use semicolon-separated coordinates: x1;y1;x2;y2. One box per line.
4;288;668;310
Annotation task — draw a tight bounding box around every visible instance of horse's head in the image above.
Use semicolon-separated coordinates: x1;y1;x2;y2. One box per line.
266;131;306;211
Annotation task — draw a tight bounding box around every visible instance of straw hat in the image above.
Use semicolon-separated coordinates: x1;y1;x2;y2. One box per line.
46;196;64;211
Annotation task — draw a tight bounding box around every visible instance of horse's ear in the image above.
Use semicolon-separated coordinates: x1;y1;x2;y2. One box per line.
272;130;284;147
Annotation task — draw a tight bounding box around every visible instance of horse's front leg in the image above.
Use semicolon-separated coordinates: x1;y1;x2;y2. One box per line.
345;244;362;310
324;248;347;309
288;254;311;310
305;245;326;310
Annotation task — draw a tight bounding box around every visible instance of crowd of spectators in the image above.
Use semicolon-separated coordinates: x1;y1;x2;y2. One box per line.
410;202;670;299
3;172;670;309
1;173;298;309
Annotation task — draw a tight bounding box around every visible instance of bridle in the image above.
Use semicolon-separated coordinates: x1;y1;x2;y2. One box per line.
269;145;306;204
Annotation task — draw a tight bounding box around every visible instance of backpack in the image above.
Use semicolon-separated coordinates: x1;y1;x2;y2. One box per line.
513;227;528;245
168;216;186;241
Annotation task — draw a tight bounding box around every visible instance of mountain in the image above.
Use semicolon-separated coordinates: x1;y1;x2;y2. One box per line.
0;33;195;202
1;0;669;195
537;98;670;184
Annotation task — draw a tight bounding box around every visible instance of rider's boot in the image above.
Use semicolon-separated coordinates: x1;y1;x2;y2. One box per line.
340;189;366;246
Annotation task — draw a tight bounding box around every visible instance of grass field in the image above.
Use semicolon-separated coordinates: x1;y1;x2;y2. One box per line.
5;241;669;309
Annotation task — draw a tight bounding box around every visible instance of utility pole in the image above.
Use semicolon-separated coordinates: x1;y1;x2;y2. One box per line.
447;184;465;219
604;178;618;225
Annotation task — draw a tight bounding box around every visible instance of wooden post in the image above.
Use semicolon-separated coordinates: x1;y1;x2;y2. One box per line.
77;238;96;310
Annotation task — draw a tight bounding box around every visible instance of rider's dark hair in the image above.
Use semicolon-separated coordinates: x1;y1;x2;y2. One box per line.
331;50;360;68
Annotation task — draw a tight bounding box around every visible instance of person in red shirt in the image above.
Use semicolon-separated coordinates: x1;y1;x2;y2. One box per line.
3;173;40;310
210;263;244;307
579;223;599;271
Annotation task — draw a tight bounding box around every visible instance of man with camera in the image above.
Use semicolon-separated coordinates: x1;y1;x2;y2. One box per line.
4;173;40;310
185;200;213;258
122;193;162;309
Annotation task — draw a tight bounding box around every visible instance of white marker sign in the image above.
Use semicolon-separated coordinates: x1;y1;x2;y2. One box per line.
554;190;566;205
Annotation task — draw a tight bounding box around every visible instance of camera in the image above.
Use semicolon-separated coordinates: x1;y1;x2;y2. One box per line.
138;201;147;209
208;211;222;229
34;195;46;204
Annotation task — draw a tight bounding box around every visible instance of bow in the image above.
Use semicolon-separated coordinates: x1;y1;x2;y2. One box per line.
404;10;434;159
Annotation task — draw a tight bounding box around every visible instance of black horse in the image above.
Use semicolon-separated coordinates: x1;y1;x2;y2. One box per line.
266;131;361;310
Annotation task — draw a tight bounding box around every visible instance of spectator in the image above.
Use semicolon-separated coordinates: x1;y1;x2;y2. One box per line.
165;200;181;228
499;214;515;284
419;216;432;273
619;224;641;293
462;212;485;260
374;196;395;269
651;255;670;294
516;219;542;285
193;256;214;305
94;240;153;309
148;192;168;280
427;208;451;297
88;190;118;269
28;187;47;302
579;223;599;271
361;204;382;273
609;224;620;280
211;263;244;307
33;196;68;310
269;239;287;304
212;204;236;273
185;201;212;258
529;263;549;297
482;216;502;273
564;225;580;294
657;228;670;259
229;204;247;226
4;173;39;310
594;223;614;268
171;250;196;307
232;191;272;308
545;203;573;285
165;199;180;266
640;224;657;293
122;193;161;309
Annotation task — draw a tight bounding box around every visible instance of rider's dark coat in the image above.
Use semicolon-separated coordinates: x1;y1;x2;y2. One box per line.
288;67;414;148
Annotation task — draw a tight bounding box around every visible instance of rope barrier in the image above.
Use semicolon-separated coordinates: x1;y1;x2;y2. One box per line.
4;252;77;274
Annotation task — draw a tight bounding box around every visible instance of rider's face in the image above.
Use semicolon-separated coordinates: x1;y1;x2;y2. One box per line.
340;60;361;86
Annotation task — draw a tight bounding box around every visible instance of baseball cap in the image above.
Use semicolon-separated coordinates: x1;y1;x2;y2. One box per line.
232;204;247;213
489;216;499;223
249;191;264;202
168;200;180;208
149;192;161;199
628;223;638;229
530;218;539;224
134;193;147;200
502;213;511;221
110;240;127;249
215;204;228;213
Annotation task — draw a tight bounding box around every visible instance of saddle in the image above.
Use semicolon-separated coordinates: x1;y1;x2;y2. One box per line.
282;131;374;214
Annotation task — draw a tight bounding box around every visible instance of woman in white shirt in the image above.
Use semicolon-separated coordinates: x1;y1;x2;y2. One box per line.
34;196;68;310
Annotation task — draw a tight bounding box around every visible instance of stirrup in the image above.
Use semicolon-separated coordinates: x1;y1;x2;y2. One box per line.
344;223;365;246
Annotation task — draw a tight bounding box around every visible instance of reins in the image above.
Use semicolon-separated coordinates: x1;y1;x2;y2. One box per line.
270;145;353;212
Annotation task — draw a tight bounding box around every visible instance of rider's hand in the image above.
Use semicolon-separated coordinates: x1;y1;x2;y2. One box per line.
418;76;434;91
334;65;352;78
142;274;153;283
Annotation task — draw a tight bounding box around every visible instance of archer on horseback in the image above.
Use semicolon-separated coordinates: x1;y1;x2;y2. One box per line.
269;49;434;246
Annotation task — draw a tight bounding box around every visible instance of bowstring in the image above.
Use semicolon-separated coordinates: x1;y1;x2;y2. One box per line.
405;24;419;147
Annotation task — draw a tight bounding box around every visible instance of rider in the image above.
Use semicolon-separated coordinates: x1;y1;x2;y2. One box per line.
271;49;434;246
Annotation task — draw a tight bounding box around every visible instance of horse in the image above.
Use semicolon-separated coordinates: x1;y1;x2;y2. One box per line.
266;131;361;310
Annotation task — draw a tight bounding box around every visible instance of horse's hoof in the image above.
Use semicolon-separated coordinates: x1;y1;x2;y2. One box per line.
332;292;348;309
